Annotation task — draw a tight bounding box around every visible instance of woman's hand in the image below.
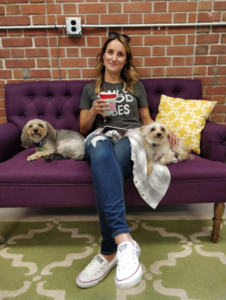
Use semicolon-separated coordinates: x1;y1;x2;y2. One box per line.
168;131;179;148
91;99;110;117
80;99;110;136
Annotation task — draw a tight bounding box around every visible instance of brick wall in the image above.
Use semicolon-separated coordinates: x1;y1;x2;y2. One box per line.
0;0;226;124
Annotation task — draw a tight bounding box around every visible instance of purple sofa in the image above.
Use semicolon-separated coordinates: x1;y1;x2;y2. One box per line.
0;79;225;242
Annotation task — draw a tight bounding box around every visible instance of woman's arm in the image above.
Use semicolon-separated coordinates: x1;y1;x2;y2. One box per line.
139;107;154;125
79;108;97;136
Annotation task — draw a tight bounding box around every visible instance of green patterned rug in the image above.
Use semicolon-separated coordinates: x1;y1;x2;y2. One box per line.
0;215;225;300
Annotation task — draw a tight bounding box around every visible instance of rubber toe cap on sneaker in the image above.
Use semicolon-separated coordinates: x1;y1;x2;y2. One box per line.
77;271;90;283
116;264;143;290
116;264;139;281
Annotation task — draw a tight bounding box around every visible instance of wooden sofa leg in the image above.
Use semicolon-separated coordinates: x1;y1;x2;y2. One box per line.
211;202;225;243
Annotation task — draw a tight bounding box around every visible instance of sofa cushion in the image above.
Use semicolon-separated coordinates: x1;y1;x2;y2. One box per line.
0;151;226;207
0;148;96;207
0;148;92;185
124;153;226;206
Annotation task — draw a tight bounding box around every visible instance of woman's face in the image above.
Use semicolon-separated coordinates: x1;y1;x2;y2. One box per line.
103;39;127;77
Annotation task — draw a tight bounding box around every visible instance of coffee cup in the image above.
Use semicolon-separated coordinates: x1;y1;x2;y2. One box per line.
99;92;117;115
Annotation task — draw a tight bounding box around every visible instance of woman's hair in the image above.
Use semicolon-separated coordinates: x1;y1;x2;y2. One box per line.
95;34;139;95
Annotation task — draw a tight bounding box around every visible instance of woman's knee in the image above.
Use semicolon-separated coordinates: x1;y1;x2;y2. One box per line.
85;134;113;162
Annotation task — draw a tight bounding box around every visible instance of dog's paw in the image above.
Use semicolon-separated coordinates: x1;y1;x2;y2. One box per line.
178;152;194;161
147;165;152;175
27;155;37;161
160;157;168;165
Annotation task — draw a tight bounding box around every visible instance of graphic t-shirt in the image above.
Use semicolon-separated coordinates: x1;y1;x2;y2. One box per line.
79;81;148;130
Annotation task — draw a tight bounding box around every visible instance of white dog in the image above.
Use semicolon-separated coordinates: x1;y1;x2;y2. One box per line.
21;119;85;162
140;122;193;175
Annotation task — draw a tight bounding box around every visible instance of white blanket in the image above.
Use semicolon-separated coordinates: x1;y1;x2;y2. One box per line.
86;128;171;209
127;128;171;209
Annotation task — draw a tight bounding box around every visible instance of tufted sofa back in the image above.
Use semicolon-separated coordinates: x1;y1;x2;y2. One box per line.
5;80;92;133
5;78;202;132
141;78;202;121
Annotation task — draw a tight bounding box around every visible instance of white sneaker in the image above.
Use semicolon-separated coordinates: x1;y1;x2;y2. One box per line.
131;239;141;257
115;240;142;290
76;253;117;288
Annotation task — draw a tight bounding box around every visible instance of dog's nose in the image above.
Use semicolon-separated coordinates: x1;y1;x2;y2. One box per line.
33;129;38;133
157;133;161;137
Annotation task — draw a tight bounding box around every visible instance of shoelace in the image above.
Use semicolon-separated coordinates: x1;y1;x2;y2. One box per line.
117;245;138;272
84;255;106;276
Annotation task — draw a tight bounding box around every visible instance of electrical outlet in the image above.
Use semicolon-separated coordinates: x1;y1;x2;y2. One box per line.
65;17;82;37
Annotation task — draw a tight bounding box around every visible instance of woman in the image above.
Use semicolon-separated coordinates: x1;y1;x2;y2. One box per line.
76;32;177;290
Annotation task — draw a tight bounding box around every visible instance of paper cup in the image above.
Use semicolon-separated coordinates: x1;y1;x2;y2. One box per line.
100;92;116;115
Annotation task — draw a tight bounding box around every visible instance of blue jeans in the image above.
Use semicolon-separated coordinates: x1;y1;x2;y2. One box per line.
85;134;133;255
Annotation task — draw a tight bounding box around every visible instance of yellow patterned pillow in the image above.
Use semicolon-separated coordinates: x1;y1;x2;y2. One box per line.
156;95;217;154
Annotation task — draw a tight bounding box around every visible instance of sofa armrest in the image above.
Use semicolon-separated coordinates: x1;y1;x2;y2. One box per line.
0;122;22;163
200;120;226;163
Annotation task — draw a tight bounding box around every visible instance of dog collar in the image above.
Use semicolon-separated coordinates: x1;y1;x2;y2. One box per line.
34;135;48;148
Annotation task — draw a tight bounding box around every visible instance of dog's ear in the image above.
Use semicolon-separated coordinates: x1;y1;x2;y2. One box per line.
46;122;56;142
139;125;147;136
21;126;33;148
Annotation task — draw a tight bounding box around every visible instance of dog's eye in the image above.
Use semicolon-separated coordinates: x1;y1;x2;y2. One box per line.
161;127;165;132
38;124;43;128
151;128;155;132
29;125;32;128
